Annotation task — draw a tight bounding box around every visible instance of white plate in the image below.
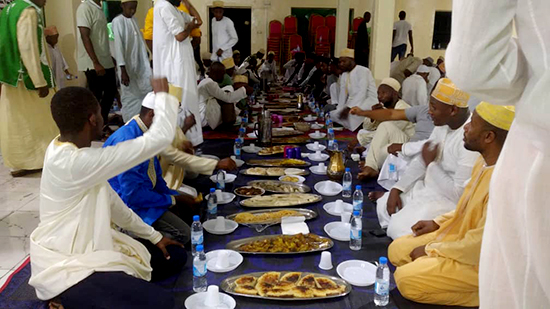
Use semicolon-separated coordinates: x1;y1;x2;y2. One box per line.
278;175;305;184
323;201;354;216
308;153;330;162
205;250;243;273
242;145;261;153
306;143;327;151
203;219;239;235
184;291;236;309
315;181;343;196
309;165;327;175
303;116;318;122
201;154;220;161
324;222;350;241
247;132;257;139
284;168;306;175
311;123;323;130
336;260;377;287
309;132;327;139
210;173;237;184
206;192;236;205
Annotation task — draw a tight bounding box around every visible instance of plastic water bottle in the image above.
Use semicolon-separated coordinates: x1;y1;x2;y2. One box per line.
389;163;398;181
327;128;337;151
207;188;217;220
350;210;362;250
342;168;352;198
193;245;208;292
315;103;321;117
353;185;364;217
191;215;203;256
216;170;225;190
249;94;255;105
234;138;242;160
374;257;390;306
242;110;249;126
238;127;246;144
325;116;333;129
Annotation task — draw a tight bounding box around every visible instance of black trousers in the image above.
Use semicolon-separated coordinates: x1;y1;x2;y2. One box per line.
193;44;205;74
85;68;117;125
55;242;187;309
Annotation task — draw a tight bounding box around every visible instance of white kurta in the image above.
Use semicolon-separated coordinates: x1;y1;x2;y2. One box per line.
112;15;152;122
376;121;479;239
197;77;247;127
446;1;550;308
427;66;441;93
283;59;304;85
210;17;238;62
258;60;278;82
330;65;378;131
402;74;429;107
153;0;202;145
47;44;69;89
28;93;179;300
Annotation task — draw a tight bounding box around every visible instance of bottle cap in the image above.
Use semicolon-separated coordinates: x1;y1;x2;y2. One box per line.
379;256;388;265
193;215;200;221
210;188;215;193
235;138;240;142
196;245;204;252
328;128;334;133
353;210;360;216
239;127;245;132
355;185;361;190
345;167;350;172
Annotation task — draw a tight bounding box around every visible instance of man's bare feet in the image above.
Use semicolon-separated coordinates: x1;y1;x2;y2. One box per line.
368;191;385;202
49;301;64;309
10;169;41;178
358;166;379;180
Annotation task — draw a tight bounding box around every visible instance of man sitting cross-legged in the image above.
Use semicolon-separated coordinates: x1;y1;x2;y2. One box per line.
29;79;186;309
389;102;514;307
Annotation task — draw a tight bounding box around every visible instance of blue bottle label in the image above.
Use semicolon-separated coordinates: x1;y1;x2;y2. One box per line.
375;281;389;295
235;148;241;156
353;201;362;212
350;229;362;240
191;233;203;245
193;263;206;276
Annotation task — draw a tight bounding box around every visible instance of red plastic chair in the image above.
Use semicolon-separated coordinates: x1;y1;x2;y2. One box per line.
284;16;298;34
309;14;325;46
269;20;283;39
288;34;303;53
325;15;336;44
315;26;330;45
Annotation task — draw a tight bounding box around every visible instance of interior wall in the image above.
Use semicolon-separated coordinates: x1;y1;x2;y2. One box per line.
394;0;452;60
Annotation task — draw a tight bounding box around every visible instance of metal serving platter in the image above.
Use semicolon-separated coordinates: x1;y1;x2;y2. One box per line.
220;271;351;301
239;168;309;177
246;158;311;167
233;186;266;198
257;145;298;156
226;208;317;228
239;194;323;208
272;137;311;144
246;180;311;193
225;233;333;255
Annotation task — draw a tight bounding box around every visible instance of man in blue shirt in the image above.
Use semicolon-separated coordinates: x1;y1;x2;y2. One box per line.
104;94;200;244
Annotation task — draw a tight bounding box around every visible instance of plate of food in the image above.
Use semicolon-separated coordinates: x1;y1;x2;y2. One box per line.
220;271;351;300
247;158;311;167
246;180;310;193
278;175;306;184
272;137;311;144
226;233;333;254
258;145;297;156
240;193;322;208
240;167;286;177
227;208;317;226
234;186;265;198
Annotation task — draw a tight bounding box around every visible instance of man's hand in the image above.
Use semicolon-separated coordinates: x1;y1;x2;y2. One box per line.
244;85;253;95
216;48;223;57
120;67;130;86
339;107;351;119
421;142;438;166
151;77;169;94
156;236;184;260
37;86;49;98
182;114;196;134
371;103;384;110
216;158;237;171
93;62;106;76
411;220;439;237
175;193;199;205
350;106;365;116
179;140;194;154
186;20;200;31
386;188;403;215
387;143;403;156
409;245;427;261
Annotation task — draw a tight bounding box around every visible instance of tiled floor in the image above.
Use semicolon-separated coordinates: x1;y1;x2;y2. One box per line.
0;154;41;288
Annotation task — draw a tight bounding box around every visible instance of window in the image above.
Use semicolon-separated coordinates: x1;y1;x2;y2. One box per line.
432;11;452;50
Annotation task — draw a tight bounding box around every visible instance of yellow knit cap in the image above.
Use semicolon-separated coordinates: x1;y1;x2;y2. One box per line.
222;57;235;69
233;75;248;84
339;48;355;59
431;78;470;108
475;102;515;131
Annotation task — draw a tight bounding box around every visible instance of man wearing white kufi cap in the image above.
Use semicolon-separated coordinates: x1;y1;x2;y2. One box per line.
329;48;378;131
372;78;480;240
210;1;239;62
401;65;430;107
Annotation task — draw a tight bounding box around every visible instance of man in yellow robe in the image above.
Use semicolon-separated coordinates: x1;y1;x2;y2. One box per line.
388;102;515;307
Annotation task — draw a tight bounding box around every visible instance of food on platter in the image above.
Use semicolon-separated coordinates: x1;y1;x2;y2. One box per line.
258;145;297;156
233;210;301;224
241;167;300;177
247;180;308;193
266;168;286;176
280;175;299;182
234;186;264;197
237;234;331;253
284;168;306;175
240;193;321;207
247;158;310;167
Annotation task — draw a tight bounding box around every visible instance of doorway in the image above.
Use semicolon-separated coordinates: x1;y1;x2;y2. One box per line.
209;7;252;59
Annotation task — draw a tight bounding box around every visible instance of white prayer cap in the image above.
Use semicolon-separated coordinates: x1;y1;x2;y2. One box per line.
121;0;137;3
258;48;266;54
416;65;430;74
142;92;156;109
380;78;401;92
339;48;355;59
424;57;434;66
213;1;224;8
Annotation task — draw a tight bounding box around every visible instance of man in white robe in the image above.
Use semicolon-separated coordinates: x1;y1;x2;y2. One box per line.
401;65;430;107
112;0;152;122
258;51;278;82
374;79;479;239
153;0;203;145
210;1;238;62
446;1;550;307
29;79;185;308
330;48;378;131
44;26;73;89
283;51;305;85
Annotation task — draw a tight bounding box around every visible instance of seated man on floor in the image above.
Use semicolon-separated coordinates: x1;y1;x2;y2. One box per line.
330;48;378;131
348;78;415;180
258;51;278;83
198;62;252;130
283;50;305;86
219;57;236;88
389;102;514;307
29;79;185;309
373;78;479;239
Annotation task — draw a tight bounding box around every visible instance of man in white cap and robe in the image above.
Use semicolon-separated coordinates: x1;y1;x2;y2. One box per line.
401;65;430;107
210;1;238;62
330;48;378;131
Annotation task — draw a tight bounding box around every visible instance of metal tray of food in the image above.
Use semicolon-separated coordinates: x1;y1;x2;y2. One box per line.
246;158;311;167
240;193;322;208
233;186;265;198
226;208;317;232
272;137;311;144
258;145;298;156
225;233;333;255
247;180;310;193
240;167;309;177
220;271;351;300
